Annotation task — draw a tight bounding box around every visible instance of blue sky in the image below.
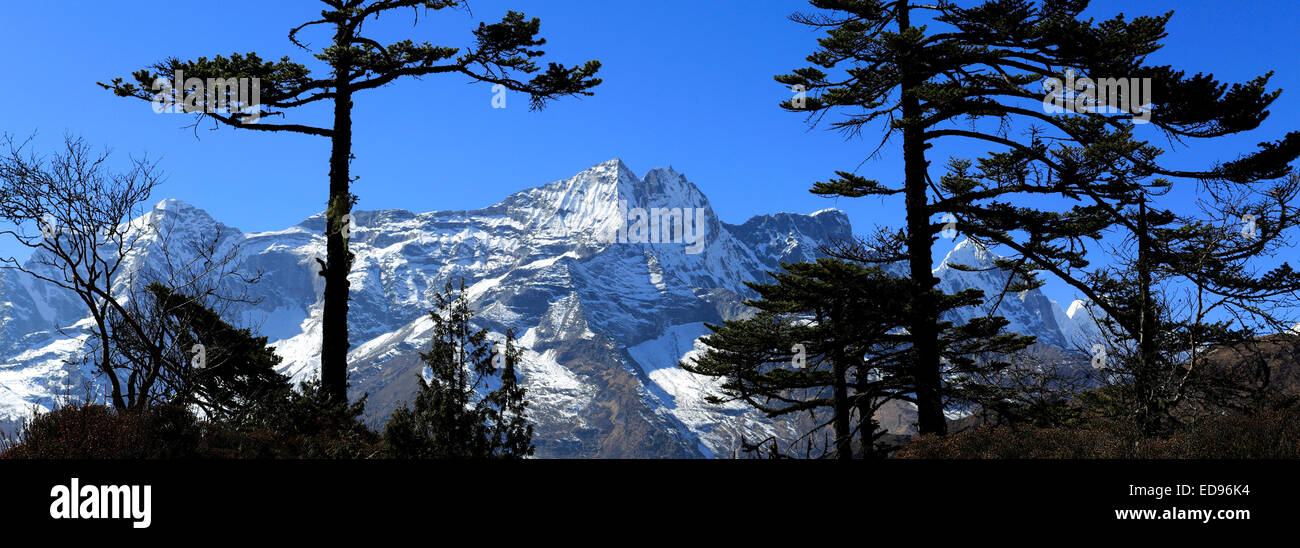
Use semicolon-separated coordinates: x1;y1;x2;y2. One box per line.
0;0;1296;307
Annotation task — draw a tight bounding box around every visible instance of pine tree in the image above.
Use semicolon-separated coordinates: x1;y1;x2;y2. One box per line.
485;329;535;458
684;258;1031;458
383;280;534;458
777;0;1300;434
99;1;601;406
113;282;291;423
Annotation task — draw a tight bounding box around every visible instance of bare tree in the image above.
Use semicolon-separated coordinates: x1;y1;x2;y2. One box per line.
0;134;260;411
1072;173;1300;434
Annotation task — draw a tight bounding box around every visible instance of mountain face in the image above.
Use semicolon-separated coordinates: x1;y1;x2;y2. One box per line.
934;239;1103;353
0;159;1097;456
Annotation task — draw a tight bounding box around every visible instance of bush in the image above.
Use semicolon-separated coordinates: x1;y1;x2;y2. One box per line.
0;380;381;459
204;380;379;459
896;420;1141;459
897;404;1300;459
1140;406;1300;458
1;402;203;459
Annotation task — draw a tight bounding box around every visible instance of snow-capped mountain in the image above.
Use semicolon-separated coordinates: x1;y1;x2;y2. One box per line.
935;239;1104;352
0;159;1098;456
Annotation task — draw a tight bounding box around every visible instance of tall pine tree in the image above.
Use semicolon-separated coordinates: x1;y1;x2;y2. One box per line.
777;0;1300;434
100;1;601;406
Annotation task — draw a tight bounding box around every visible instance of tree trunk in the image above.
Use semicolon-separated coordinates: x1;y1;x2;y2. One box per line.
321;27;355;404
831;306;852;459
898;0;947;436
855;369;876;459
95;308;127;410
1136;198;1159;435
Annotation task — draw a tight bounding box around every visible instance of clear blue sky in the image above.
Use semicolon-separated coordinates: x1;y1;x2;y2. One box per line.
1;0;1297;307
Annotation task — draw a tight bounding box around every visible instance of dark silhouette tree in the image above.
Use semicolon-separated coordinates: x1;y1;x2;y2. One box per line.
777;0;1300;434
100;0;602;405
1069;174;1300;436
0;134;259;411
0;135;157;410
112;282;291;424
683;258;1032;458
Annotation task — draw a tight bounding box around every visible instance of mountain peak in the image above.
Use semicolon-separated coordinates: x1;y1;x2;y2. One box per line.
583;157;638;182
139;198;240;245
567;159;704;204
152;198;198;213
938;238;995;271
1066;299;1090;319
499;159;717;240
638;165;704;205
146;198;217;226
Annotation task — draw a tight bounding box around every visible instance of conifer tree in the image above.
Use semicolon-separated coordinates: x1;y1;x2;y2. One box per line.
777;0;1300;434
383;280;534;458
100;1;602;405
485;329;534;458
684;258;1031;458
114;282;291;423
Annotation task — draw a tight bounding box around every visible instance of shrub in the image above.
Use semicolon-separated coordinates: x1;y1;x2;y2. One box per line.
897;404;1300;459
896;420;1141;459
1;402;203;459
203;379;379;459
1;380;381;459
1140;406;1300;458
